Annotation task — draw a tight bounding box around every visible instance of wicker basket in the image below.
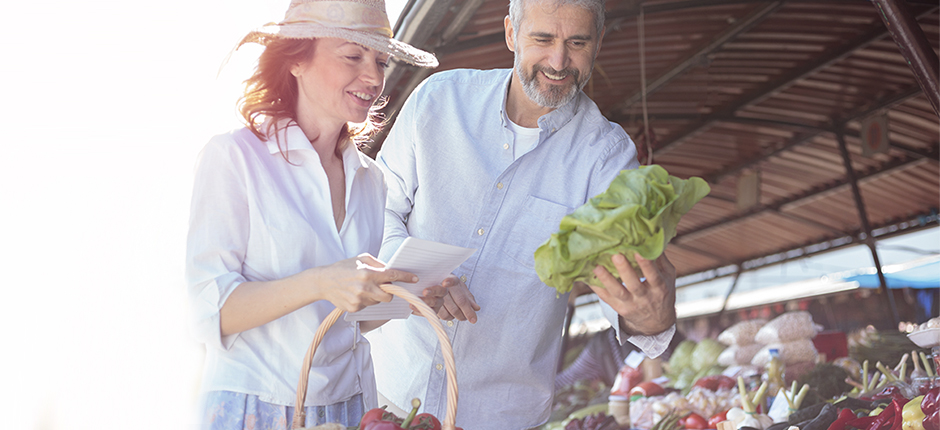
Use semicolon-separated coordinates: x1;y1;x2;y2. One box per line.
291;284;458;430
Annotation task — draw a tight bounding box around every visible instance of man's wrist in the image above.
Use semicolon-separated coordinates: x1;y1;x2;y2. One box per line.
618;315;671;337
618;315;639;337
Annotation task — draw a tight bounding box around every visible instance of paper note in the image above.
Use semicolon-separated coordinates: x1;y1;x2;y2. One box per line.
344;237;476;321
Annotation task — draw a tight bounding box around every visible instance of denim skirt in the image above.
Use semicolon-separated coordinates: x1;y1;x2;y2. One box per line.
202;390;365;429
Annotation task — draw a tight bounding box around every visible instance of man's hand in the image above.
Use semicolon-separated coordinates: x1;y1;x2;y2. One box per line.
436;274;480;323
588;253;676;336
410;284;448;316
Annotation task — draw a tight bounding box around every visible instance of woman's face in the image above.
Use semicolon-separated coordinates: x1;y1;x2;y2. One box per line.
291;38;389;127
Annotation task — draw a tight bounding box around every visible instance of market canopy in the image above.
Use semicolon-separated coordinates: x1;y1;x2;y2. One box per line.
843;257;940;289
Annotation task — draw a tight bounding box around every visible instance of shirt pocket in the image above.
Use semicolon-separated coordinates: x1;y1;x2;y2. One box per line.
502;196;575;269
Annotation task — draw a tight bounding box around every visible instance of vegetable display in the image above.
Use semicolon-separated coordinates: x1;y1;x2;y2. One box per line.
543;323;935;430
358;399;455;430
534;165;709;294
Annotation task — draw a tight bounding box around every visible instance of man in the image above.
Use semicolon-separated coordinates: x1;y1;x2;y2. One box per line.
367;0;677;427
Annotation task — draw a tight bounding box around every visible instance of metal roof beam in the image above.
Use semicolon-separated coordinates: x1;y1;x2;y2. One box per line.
770;209;847;235
705;86;924;183
651;6;938;156
836;130;900;327
638;114;835;133
382;0;457;111
872;0;940;116
606;0;937;19
607;1;784;116
675;145;939;242
439;0;488;44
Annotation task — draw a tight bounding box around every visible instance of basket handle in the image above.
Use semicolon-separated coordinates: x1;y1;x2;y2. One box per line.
292;284;458;430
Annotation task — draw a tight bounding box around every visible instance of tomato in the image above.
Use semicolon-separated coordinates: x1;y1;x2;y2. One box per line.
707;410;729;429
360;407;404;430
363;421;405;430
408;413;442;430
681;412;709;430
361;408;393;426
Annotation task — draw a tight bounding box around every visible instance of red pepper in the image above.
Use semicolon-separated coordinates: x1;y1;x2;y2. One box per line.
867;400;899;430
922;387;940;416
694;375;737;391
888;410;903;430
874;387;911;405
611;365;643;397
869;400;902;430
922;409;938;430
828;408;857;430
848;415;879;429
630;381;666;398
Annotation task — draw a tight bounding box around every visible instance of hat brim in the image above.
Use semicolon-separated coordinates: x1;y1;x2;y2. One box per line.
240;23;438;68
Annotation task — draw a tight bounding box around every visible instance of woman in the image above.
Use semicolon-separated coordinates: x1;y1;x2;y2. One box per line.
186;0;438;428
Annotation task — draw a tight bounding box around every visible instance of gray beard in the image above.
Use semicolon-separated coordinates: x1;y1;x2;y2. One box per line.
514;53;591;109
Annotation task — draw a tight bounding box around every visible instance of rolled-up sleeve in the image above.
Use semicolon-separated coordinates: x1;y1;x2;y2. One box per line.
185;136;250;351
600;302;676;358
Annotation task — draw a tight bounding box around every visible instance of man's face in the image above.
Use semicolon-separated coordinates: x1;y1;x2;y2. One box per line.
511;2;600;109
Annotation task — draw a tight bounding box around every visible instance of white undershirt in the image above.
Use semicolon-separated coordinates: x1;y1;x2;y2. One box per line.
505;114;541;160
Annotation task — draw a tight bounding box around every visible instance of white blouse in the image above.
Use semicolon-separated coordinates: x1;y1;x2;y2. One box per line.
186;121;386;408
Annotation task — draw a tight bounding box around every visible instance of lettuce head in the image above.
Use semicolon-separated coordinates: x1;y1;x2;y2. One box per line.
534;165;710;294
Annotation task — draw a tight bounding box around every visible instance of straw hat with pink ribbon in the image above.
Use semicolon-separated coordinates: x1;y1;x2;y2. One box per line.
239;0;438;68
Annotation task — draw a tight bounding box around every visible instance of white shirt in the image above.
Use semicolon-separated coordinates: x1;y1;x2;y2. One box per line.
505;113;540;160
186;121;386;408
371;68;674;430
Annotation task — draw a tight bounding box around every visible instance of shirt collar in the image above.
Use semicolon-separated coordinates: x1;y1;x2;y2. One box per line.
262;118;370;170
498;68;581;132
262;118;309;154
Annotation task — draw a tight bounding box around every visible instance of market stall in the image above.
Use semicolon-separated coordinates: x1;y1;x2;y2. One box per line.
541;313;940;430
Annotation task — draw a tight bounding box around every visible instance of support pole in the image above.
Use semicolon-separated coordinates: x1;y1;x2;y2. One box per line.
716;265;744;323
835;131;900;328
558;301;575;373
871;0;940;116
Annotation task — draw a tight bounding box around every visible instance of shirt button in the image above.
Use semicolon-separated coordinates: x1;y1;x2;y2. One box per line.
459;275;467;283
436;363;444;371
477;228;484;235
496;182;504;189
447;320;454;327
503;143;509;150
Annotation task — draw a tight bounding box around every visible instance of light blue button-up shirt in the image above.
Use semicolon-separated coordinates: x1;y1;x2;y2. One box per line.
369;68;675;429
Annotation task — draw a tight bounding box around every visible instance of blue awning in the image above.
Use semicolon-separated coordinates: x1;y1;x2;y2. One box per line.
844;259;940;289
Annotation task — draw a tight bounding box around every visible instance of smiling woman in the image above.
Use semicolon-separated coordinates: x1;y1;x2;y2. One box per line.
185;0;439;428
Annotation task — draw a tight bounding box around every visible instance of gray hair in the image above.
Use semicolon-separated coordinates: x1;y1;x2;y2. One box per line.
508;0;605;40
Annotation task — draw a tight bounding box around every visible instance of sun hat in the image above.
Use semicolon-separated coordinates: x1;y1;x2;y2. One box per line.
238;0;438;68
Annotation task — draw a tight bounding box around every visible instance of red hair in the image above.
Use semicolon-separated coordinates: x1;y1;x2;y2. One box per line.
238;38;385;157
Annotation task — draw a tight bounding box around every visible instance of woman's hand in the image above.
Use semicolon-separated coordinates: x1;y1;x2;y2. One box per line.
315;253;418;313
219;253;417;336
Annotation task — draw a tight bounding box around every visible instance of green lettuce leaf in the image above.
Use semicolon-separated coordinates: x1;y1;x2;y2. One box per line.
534;165;710;294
